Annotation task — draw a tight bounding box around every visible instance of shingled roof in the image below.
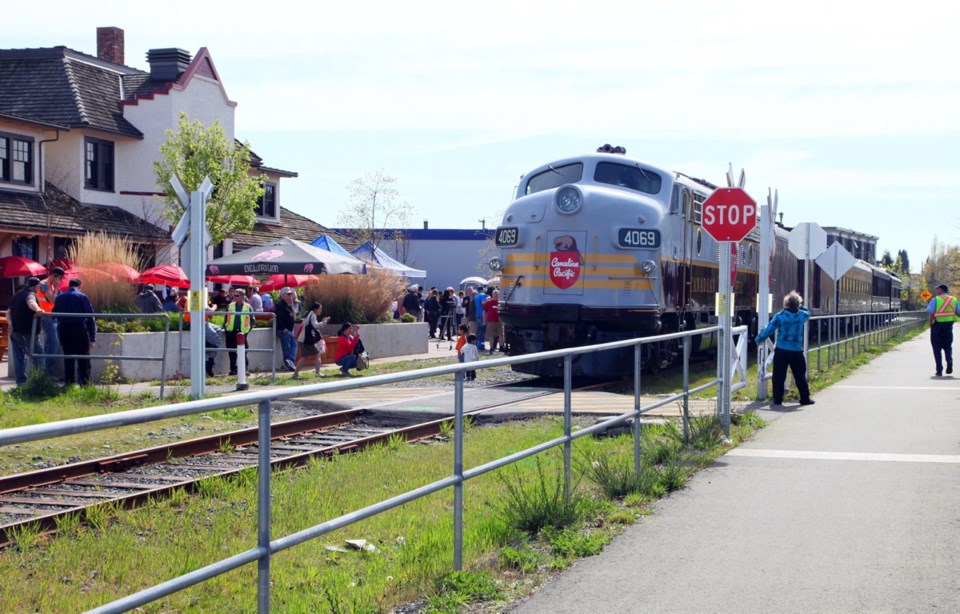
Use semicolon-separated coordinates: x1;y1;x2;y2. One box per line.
231;208;351;251
0;184;168;241
0;47;145;137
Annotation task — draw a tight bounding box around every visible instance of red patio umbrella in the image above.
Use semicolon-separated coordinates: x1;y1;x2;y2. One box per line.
0;256;47;278
59;268;117;291
99;262;141;283
206;274;260;287
258;274;319;292
138;264;190;288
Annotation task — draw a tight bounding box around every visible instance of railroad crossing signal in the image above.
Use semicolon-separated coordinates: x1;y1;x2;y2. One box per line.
701;187;757;242
920;289;933;302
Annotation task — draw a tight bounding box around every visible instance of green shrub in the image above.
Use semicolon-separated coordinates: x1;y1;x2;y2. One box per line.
687;414;723;450
499;544;542;573
400;312;417;323
579;448;659;499
544;526;609;558
498;457;584;535
657;462;688;492
428;570;502;611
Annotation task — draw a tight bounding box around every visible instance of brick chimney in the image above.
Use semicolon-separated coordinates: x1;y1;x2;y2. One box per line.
96;27;124;65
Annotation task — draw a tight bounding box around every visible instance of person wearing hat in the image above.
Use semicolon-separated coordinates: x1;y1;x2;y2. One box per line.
401;285;421;321
53;278;96;386
37;266;65;376
927;283;960;376
274;287;297;371
135;283;163;314
6;277;43;385
224;288;253;376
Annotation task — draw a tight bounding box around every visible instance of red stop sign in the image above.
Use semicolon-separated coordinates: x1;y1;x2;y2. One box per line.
701;187;757;242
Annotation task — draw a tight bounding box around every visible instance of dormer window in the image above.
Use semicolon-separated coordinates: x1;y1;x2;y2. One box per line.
256;182;277;218
0;133;33;184
85;137;114;191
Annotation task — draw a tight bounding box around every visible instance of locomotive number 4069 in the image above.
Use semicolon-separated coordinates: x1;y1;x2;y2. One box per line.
617;228;661;248
495;226;519;246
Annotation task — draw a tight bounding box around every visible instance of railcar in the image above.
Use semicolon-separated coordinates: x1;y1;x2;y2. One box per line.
495;148;899;377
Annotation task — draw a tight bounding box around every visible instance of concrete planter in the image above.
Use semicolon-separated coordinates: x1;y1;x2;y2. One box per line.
87;322;428;382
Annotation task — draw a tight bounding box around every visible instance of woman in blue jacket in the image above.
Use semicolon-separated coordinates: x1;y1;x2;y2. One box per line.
755;291;814;406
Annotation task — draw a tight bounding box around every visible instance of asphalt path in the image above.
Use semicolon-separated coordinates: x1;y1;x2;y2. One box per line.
512;329;960;613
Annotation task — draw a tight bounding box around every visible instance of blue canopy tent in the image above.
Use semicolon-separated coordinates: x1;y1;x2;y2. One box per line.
310;234;355;259
350;241;427;279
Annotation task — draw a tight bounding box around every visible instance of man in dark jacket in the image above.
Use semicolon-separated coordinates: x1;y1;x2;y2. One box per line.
402;286;421;320
275;287;297;370
53;278;97;386
135;283;163;313
6;276;43;385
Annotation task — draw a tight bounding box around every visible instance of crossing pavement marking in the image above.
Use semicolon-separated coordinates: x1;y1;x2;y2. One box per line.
834;385;960;390
727;449;960;464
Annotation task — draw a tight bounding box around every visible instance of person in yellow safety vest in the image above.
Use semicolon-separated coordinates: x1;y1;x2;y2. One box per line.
37;266;65;376
927;283;960;376
224;288;253;376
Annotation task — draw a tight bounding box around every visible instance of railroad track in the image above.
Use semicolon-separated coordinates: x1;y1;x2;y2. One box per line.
0;381;609;547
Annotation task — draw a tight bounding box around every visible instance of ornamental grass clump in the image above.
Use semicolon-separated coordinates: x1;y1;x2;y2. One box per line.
68;232;143;313
301;268;405;324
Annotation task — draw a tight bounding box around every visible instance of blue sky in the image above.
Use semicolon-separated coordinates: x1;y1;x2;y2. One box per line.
11;0;959;271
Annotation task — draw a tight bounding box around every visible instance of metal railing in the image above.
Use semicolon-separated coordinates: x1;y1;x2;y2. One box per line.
0;324;750;614
178;310;278;382
757;310;927;393
28;312;172;398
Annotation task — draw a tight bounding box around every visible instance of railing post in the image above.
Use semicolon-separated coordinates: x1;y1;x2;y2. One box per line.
563;354;572;498
160;315;170;400
816;320;821;372
682;335;691;445
256;399;271;614
633;344;642;475
844;318;848;361
453;370;464;570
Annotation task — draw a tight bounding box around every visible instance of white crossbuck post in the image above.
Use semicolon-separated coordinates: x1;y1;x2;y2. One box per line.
170;175;214;399
756;188;777;400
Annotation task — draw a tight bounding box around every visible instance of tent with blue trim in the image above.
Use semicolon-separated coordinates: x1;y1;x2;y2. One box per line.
350;241;427;278
310;234;355;259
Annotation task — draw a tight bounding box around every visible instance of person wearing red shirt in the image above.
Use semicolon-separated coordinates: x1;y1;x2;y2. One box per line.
334;322;362;375
482;289;502;354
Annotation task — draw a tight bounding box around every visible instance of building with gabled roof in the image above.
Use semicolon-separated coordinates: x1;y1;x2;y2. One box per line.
0;27;339;303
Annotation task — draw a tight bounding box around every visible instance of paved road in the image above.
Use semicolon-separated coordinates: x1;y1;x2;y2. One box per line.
512;330;960;613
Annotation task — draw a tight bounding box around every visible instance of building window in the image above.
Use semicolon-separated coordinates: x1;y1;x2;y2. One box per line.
85;138;114;191
12;236;38;261
256;182;277;218
0;134;34;184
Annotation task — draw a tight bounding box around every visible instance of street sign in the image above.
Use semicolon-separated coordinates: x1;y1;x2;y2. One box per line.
815;242;857;281
788;222;828;260
920;289;933;302
701;188;757;242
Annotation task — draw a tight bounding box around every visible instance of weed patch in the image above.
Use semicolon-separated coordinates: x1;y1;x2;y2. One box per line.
499;457;583;535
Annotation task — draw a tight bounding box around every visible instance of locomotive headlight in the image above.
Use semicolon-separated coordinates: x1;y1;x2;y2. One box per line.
555;185;582;214
640;260;656;274
488;257;503;272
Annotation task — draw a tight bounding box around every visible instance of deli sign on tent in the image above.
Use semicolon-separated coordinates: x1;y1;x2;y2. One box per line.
701;187;757;242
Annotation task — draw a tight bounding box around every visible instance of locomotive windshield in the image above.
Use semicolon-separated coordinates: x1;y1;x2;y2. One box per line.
594;162;662;195
525;163;583;195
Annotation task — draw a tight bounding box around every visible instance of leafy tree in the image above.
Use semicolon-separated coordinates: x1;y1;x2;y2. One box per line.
880;250;894;270
337;171;411;251
153;112;264;245
897;249;910;274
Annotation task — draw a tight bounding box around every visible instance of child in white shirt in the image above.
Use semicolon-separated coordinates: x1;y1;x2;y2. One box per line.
461;334;479;381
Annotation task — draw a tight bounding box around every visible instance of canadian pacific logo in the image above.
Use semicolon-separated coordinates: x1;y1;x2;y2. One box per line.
549;235;582;290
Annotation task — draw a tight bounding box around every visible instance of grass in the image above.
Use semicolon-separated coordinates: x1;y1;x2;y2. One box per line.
0;415;763;612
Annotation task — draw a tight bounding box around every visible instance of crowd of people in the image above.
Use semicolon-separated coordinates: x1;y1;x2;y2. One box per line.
397;284;504;354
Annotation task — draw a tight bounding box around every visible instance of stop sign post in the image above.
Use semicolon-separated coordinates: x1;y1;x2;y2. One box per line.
702;186;756;437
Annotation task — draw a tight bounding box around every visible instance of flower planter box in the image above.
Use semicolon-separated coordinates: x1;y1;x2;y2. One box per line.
87;322;428;383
